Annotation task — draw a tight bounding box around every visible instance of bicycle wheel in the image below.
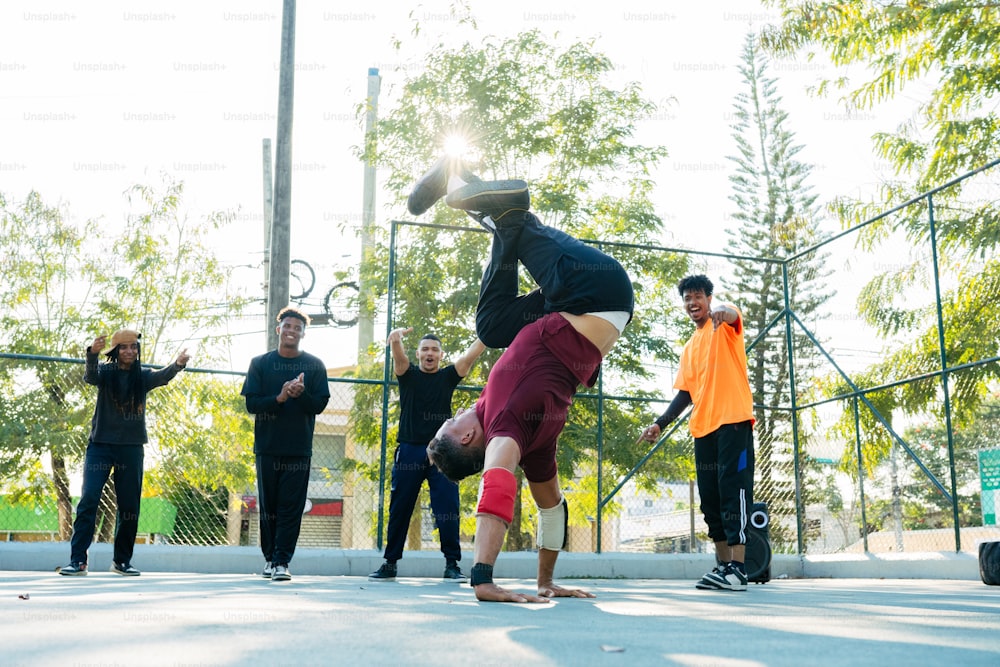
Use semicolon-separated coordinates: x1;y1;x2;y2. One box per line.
289;259;316;300
324;281;360;327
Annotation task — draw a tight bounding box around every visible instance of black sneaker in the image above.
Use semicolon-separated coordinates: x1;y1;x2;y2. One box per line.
368;561;397;582
110;561;141;577
262;561;274;579
271;564;291;582
445;179;530;222
702;562;748;591
59;562;88;576
442;561;468;583
407;157;480;216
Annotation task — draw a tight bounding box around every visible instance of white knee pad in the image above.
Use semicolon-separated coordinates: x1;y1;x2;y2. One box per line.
536;495;568;551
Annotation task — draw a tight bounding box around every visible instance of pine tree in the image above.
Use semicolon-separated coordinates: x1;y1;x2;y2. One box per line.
724;34;834;552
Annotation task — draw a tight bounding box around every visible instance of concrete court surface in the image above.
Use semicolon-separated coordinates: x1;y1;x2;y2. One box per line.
3;569;999;667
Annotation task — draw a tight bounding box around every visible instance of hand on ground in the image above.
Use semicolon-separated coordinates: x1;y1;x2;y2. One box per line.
538;583;595;599
474;583;551;604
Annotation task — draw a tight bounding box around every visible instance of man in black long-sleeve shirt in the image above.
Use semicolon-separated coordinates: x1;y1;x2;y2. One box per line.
241;307;330;582
59;329;190;577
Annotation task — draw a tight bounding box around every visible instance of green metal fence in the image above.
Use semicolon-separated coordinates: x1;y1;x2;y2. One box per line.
2;161;999;557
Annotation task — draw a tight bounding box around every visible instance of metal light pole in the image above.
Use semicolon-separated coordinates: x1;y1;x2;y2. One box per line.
356;67;380;360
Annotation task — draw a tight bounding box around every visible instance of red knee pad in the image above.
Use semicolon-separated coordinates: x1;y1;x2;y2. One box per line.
476;467;517;524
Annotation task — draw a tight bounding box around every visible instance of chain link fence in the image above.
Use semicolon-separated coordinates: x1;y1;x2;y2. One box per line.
3;348;995;557
3;164;1000;558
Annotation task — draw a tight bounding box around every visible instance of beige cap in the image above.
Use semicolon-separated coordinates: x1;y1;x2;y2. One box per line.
109;329;141;348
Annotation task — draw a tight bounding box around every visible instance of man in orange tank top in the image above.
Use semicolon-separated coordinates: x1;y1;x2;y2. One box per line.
639;274;755;591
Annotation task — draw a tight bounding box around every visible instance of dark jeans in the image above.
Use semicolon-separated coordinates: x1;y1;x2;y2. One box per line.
695;421;755;546
69;441;144;565
256;454;311;566
383;442;461;563
476;212;634;348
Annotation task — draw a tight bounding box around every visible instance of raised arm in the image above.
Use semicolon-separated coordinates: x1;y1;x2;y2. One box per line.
146;348;190;390
83;335;106;386
711;303;741;331
453;338;486;379
387;327;413;377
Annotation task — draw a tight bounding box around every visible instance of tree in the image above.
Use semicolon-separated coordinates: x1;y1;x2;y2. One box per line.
760;2;1000;417
144;377;256;545
760;1;1000;543
723;34;835;552
0;180;254;543
761;1;1000;186
0;191;106;537
349;27;694;552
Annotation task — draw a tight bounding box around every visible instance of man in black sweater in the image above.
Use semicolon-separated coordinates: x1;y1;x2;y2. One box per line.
242;307;330;582
59;329;190;577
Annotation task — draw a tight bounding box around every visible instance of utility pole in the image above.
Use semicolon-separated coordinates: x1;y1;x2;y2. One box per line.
267;0;295;350
261;138;274;349
356;66;381;360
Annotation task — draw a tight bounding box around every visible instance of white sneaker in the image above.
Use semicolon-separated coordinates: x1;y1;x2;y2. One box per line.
695;564;725;590
58;562;88;576
262;562;273;579
271;564;291;582
110;562;141;576
702;563;748;591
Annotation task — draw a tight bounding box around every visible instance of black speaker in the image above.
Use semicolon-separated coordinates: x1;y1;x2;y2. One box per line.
980;541;1000;586
745;502;772;584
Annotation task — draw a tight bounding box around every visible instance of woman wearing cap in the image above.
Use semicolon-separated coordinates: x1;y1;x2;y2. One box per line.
59;329;190;577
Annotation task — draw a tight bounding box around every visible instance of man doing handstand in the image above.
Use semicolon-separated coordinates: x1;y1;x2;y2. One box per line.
409;158;634;602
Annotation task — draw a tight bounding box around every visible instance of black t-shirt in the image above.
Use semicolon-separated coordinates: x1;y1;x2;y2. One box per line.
396;364;461;444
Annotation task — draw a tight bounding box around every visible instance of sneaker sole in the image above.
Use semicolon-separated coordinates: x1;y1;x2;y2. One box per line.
59;570;87;577
695;579;722;590
715;583;748;591
406;157;452;216
111;571;140;576
445;180;528;211
271;575;291;582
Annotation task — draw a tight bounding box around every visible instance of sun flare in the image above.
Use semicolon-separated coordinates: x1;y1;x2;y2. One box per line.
442;133;471;158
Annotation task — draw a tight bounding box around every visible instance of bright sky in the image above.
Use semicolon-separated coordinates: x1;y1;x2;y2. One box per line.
1;0;912;372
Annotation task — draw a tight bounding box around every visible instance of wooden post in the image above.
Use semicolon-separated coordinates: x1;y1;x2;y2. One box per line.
267;0;295;348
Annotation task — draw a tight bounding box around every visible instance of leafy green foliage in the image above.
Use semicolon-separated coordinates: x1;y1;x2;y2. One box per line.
350;27;693;549
0;180;253;542
761;2;1000;417
761;2;1000;547
893;399;999;529
762;1;1000;185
